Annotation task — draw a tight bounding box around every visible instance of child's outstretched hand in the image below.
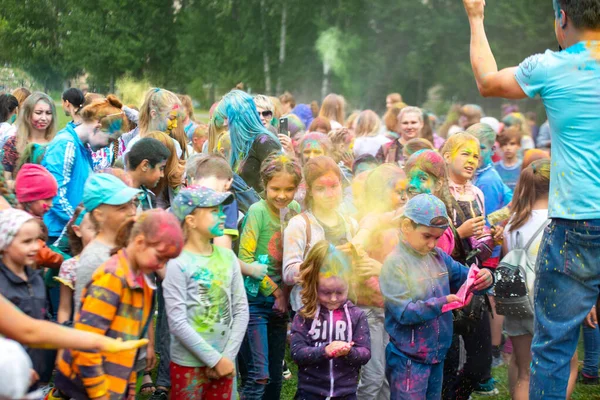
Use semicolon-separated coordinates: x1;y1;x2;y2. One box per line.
213;356;235;378
326;341;354;358
100;337;149;353
473;268;493;291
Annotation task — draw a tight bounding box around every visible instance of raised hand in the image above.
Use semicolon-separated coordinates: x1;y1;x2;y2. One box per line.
463;0;485;19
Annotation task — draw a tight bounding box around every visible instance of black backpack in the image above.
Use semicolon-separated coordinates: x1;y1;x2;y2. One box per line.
494;220;549;318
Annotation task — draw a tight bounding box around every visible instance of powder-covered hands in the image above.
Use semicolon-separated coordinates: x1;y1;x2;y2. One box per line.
473;268;493;291
326;341;354;358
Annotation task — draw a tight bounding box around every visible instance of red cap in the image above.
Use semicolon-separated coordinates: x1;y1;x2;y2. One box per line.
15;164;58;203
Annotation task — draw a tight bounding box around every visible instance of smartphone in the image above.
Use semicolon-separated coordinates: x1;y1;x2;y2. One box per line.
279;117;289;136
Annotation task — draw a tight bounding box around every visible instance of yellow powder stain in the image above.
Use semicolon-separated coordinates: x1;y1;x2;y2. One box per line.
585;40;600;61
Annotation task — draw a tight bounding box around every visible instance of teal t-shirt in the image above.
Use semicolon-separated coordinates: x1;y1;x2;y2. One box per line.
515;41;600;219
239;199;301;284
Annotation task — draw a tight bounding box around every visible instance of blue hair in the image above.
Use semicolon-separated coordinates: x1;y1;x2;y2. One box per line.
214;90;280;168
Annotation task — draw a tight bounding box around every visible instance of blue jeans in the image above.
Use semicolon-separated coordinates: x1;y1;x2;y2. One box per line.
386;343;443;400
582;322;600;378
530;219;600;399
240;296;288;400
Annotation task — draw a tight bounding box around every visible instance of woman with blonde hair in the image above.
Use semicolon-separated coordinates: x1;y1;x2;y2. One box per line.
123;88;187;160
319;94;345;129
377;106;424;166
353;110;389;157
2;92;57;180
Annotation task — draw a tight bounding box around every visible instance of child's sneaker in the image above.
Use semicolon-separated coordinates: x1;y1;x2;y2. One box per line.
473;378;499;396
282;360;292;380
578;372;600;385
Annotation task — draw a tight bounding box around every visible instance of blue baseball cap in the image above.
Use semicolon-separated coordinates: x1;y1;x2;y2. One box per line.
170;185;234;222
404;194;449;229
83;173;142;212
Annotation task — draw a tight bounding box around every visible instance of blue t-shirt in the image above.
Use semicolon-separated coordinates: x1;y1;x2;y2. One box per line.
515;42;600;220
494;160;522;191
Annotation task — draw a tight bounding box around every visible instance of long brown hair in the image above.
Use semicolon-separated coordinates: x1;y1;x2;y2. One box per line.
508;159;550;231
298;240;351;319
319;94;345;124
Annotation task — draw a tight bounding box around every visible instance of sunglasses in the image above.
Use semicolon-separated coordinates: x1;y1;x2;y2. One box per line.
258;110;273;118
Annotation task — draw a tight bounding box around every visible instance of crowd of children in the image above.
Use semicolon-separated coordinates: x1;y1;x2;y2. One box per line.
0;74;596;400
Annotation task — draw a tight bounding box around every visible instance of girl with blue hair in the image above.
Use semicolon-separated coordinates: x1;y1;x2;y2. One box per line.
210;90;281;192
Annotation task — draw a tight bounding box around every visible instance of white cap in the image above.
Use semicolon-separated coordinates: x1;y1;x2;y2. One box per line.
480;117;501;134
0;338;33;399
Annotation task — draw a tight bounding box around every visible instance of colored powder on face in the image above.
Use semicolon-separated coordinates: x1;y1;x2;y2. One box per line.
208;205;225;237
142;211;185;258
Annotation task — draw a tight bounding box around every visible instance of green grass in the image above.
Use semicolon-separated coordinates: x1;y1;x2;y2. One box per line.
138;335;600;400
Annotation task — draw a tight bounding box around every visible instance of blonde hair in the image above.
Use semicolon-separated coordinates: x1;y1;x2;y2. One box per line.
398;106;424;124
298;240;351;319
138;88;187;158
138;88;182;134
319;94;345;124
177;94;195;121
253;95;274;113
441;132;480;160
15;92;57;154
144;131;185;194
354;110;381;138
269;96;283;119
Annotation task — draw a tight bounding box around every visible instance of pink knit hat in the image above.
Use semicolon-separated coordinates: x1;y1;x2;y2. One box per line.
14;164;58;203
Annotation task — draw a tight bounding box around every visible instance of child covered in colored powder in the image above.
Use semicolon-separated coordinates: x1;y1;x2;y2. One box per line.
238;154;302;399
14;163;64;270
163;186;249;399
284;156;359;313
291;240;371;400
379;194;493;399
350;164;408;400
440;133;498;400
53;209;184;400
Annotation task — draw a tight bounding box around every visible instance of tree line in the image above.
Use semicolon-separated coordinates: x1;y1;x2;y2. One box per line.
0;0;556;113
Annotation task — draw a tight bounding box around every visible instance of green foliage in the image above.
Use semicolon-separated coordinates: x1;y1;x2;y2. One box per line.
0;0;557;113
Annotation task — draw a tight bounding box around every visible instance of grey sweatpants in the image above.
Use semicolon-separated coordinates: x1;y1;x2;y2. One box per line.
357;306;390;400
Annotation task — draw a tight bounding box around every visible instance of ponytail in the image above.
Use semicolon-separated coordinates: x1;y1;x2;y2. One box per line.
111;218;136;255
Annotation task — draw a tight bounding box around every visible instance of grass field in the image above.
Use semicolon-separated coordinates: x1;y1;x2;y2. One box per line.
138;335;600;400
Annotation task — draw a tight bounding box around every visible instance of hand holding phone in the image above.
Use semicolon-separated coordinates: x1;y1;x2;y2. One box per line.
279;117;289;136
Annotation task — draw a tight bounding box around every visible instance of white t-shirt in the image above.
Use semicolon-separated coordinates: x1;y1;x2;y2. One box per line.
504;209;549;297
353;135;390;157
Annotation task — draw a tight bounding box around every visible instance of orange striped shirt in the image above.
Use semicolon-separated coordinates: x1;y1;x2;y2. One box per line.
56;250;154;400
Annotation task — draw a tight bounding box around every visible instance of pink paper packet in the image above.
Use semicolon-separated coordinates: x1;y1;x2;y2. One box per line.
442;264;480;313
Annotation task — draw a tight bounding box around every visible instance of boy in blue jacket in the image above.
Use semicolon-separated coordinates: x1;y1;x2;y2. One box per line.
379;194;494;399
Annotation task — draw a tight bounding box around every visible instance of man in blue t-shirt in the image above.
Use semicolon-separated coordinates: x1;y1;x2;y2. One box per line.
462;0;600;399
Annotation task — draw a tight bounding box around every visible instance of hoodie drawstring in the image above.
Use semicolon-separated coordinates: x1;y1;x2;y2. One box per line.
343;303;353;343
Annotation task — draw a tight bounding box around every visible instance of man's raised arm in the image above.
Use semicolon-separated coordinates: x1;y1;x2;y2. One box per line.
463;0;527;99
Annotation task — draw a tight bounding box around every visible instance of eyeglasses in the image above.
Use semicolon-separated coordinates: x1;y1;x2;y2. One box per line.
258;110;273;118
